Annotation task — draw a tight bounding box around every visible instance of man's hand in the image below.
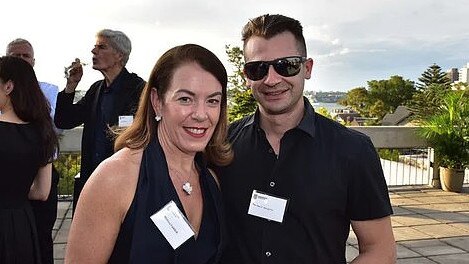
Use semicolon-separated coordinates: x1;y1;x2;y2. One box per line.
64;58;84;93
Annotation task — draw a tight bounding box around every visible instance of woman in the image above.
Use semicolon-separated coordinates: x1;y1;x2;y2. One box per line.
0;56;58;263
65;44;233;263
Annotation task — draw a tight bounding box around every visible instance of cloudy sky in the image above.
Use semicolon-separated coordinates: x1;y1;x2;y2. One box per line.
1;0;468;92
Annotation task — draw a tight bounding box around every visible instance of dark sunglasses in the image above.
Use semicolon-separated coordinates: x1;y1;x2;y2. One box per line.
244;56;307;81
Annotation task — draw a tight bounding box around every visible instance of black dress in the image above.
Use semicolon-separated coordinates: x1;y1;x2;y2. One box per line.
0;121;43;264
109;136;224;263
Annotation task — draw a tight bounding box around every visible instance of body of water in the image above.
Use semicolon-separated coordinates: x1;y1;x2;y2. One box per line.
311;102;345;113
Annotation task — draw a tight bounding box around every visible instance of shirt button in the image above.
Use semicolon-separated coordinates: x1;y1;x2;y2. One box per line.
265;251;272;257
269;181;275;187
268;148;273;153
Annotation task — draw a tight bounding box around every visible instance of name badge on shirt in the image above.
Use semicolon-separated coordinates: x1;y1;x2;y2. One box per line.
118;115;134;127
248;190;288;223
150;200;195;249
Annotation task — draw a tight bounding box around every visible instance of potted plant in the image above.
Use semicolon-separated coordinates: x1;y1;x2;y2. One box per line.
418;90;469;192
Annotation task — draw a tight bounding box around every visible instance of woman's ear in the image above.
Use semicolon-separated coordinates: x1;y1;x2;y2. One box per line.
3;80;14;95
150;87;161;115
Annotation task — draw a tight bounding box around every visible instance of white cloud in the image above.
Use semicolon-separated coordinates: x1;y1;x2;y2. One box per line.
1;0;468;92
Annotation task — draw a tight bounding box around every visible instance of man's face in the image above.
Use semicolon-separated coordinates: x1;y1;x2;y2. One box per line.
6;43;35;67
91;36;123;72
243;31;313;116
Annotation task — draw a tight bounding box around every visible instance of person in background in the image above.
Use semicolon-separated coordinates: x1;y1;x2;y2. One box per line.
0;56;59;264
65;44;232;263
6;38;60;264
54;29;145;212
218;14;396;263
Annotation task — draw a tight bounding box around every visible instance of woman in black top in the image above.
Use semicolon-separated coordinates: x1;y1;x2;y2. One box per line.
0;56;58;264
65;44;233;263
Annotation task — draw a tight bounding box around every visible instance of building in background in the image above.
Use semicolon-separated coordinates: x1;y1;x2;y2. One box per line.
458;63;469;83
446;68;459;82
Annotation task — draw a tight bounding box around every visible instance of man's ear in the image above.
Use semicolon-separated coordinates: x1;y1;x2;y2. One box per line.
304;58;314;80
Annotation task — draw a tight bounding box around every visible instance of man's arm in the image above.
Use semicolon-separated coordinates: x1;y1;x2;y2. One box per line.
55;59;87;129
350;216;396;263
54;90;88;129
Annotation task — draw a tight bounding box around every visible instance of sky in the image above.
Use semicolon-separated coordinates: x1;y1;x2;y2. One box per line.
1;0;468;92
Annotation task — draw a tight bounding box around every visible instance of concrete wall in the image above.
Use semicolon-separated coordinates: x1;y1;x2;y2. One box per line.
59;126;428;151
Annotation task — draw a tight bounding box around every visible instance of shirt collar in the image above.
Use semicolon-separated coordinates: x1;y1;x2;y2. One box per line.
103;67;128;92
243;97;316;138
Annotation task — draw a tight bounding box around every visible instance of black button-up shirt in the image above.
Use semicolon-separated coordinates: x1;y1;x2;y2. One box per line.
219;98;392;264
93;69;127;167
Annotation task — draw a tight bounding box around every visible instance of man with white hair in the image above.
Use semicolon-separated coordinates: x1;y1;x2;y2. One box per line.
54;29;145;213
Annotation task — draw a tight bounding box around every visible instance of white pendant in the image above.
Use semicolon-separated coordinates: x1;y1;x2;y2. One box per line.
182;182;193;195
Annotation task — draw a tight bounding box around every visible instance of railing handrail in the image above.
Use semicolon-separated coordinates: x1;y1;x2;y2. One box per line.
58;126;429;151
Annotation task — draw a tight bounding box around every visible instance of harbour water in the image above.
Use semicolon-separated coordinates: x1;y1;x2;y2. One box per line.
310;102;345;113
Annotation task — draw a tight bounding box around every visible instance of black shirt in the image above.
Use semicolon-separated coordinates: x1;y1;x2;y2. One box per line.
219;98;392;264
93;69;127;167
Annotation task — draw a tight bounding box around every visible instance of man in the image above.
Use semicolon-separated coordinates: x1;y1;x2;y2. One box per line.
6;38;59;264
219;14;396;263
54;29;145;212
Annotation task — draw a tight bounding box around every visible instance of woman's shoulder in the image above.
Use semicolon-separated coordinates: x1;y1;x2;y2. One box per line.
82;148;144;218
86;148;143;193
96;148;143;180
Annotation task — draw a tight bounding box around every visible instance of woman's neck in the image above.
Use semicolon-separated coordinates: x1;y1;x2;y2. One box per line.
157;126;196;173
0;106;24;123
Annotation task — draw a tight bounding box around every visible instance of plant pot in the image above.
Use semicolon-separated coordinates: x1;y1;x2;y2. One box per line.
439;167;465;192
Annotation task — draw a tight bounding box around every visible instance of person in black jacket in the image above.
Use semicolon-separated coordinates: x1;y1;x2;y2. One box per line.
55;29;145;213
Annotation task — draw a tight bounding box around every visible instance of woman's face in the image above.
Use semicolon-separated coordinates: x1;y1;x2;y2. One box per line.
151;62;223;156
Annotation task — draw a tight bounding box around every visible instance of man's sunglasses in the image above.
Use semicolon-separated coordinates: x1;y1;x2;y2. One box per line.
243;56;307;81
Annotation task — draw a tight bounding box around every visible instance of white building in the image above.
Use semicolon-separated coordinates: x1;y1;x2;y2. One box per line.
458;63;469;83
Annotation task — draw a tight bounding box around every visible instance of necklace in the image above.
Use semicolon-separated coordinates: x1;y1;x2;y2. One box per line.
169;167;195;195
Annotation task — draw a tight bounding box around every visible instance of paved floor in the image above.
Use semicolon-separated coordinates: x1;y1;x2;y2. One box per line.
53;186;469;263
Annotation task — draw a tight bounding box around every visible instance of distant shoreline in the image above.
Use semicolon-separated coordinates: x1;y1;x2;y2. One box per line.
311;102;346;112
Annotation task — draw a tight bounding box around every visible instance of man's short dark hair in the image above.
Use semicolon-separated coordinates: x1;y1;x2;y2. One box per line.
241;14;307;57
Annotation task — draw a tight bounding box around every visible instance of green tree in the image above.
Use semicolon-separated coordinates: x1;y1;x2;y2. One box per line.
316;107;332;119
407;84;450;121
452;82;469;91
408;64;452;121
340;76;415;122
225;45;257;122
338;87;370;116
416;63;451;90
367;75;416;120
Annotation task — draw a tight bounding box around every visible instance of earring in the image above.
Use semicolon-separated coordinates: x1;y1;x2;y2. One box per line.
155;114;162;121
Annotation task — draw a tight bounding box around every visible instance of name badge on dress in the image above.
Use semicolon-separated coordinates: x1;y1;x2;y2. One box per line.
150;200;195;249
248;190;288;223
118;115;133;127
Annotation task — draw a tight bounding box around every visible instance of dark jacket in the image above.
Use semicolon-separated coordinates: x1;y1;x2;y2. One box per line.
54;68;145;209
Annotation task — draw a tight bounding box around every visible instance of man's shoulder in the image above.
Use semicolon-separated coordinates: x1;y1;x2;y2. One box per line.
228;115;254;135
315;115;373;149
39;81;59;92
124;69;145;87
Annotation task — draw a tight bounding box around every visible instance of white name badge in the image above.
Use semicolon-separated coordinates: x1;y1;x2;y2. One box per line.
150;200;195;249
248;190;288;223
118;115;134;127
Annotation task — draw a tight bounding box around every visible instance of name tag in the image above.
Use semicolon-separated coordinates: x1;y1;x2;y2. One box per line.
248;190;288;223
118;115;134;127
150;201;195;249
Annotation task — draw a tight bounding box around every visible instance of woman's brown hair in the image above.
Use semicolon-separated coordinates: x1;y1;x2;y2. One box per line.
114;44;232;166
